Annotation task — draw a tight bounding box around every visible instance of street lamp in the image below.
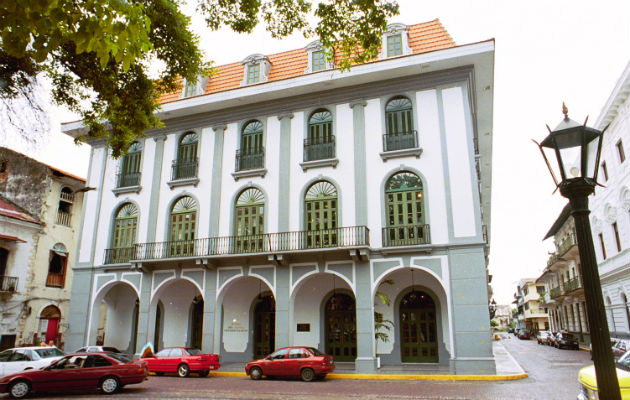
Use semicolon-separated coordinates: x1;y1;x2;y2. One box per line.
489;299;497;320
534;104;620;400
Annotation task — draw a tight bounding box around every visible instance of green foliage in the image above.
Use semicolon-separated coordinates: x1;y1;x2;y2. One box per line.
374;278;394;349
490;319;498;327
1;0;399;156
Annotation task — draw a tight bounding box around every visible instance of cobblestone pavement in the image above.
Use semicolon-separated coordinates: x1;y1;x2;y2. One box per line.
0;337;592;400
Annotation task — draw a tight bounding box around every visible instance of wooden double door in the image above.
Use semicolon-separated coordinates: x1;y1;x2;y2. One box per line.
325;293;356;362
400;291;438;362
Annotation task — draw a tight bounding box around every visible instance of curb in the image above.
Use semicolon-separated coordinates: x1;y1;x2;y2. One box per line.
210;371;528;381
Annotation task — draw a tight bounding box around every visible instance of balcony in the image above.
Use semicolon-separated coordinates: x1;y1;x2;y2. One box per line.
104;247;136;265
304;136;335;162
550;286;562;299
557;233;577;256
117;172;141;188
382;224;430;247
59;191;74;203
56;210;71;226
45;273;65;288
0;276;18;292
380;131;422;161
236;148;265;171
126;226;370;262
168;159;199;188
563;277;582;294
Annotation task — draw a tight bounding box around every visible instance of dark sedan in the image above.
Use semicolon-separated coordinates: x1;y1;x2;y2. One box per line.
554;332;579;350
245;346;335;382
0;352;147;399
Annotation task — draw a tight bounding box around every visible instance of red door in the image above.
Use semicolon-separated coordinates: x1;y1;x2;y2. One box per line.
45;319;58;342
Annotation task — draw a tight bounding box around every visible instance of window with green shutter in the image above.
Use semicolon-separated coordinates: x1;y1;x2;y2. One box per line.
305;110;334;161
384;97;417;151
247;64;260;84
169;196;197;256
387;34;403;57
108;203;138;263
312;50;326;72
305;181;338;247
119;142;142;187
234;188;265;252
238;121;264;170
174;132;198;179
383;172;427;246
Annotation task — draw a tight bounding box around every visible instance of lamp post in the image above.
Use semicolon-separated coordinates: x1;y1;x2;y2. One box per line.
489;299;497;320
534;104;620;400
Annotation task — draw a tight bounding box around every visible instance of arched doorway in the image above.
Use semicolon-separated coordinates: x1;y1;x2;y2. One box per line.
253;294;275;359
39;305;61;345
325;293;356;361
189;295;204;349
400;290;438;362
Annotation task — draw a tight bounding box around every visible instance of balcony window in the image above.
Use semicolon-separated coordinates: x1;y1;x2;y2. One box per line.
234;188;265;253
237;121;265;171
601;161;608;181
613;222;621;252
169;196;197;257
382;171;429;246
46;243;67;288
617;139;625;163
0;248;17;292
173;132;199;180
305;181;338;248
117;142;142;188
105;203;138;264
56;187;73;226
305;109;335;162
384;96;417;152
598;232;607;260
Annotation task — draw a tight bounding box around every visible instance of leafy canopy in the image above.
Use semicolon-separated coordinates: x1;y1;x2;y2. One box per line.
1;0;398;157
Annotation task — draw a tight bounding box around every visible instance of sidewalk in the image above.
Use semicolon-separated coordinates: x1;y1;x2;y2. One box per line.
213;340;527;381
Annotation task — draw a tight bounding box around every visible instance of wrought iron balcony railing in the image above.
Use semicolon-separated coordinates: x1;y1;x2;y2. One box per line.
171;159;199;180
382;130;418;152
116;172;141;188
130;226;369;261
382;224;430;247
236;148;265;171
104;247;136;264
563;277;582;294
59;191;74;203
557;233;577;256
0;276;18;292
304;136;335;162
550;287;562;299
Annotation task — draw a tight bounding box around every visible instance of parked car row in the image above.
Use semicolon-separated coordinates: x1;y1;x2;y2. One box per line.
533;331;580;349
0;344;335;398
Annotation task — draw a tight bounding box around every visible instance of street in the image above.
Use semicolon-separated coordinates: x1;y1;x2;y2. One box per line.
0;337;593;399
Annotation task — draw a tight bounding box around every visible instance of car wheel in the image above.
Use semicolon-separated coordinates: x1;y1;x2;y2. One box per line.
100;376;120;395
250;366;262;380
177;363;190;378
8;380;30;399
198;370;209;377
300;368;315;382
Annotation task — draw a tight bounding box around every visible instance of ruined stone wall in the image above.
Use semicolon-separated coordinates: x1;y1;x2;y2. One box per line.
0;147;50;218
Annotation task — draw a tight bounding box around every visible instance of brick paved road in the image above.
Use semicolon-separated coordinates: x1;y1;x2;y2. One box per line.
0;337;592;399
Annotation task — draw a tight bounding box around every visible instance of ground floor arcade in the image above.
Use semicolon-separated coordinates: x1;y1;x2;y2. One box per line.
66;250;495;374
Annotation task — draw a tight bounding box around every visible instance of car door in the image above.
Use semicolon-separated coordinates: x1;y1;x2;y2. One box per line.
30;355;83;392
80;355;113;388
165;348;183;373
4;350;31;376
148;349;170;372
0;350;12;376
285;348;307;377
265;348;288;376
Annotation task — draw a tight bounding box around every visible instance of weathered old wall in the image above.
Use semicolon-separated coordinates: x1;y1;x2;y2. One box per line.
0;147;50;218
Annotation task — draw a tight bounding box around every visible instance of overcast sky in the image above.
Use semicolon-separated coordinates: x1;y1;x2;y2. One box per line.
8;0;629;305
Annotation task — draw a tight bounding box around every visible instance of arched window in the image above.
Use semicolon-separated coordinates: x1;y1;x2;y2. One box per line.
237;121;264;171
305;109;334;161
46;243;68;288
383;171;427;246
174;132;199;180
606;296;616;332
384;96;416;151
169;196;197;256
118;142;142;187
56;187;73;226
305;181;338;247
234;188;265;252
106;203;138;264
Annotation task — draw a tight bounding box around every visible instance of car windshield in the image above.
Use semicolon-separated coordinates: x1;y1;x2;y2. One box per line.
307;347;323;356
108;353;132;363
185;348;202;355
561;333;575;339
617;351;630;371
34;348;64;359
102;347;121;353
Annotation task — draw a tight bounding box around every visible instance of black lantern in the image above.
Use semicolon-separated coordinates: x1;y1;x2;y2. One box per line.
489;299;497;320
534;104;619;400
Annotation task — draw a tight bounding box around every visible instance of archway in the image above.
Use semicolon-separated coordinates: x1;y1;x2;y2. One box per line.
399;290;438;362
253;293;275;359
39;305;61;345
92;282;139;353
324;293;356;361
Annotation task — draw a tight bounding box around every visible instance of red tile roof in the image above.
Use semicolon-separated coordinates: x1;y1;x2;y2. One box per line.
0;197;43;226
159;19;455;104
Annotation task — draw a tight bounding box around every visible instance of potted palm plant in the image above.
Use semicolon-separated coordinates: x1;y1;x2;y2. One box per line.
374;279;394;368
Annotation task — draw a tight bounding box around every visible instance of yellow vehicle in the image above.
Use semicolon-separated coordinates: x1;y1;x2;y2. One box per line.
577;350;630;400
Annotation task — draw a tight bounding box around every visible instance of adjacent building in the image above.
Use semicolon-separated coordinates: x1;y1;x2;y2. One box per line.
62;20;496;374
512;279;548;334
0;147;85;350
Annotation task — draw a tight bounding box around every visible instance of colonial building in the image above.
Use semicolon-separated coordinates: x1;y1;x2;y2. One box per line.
537;205;590;344
0;147;85;350
512;279;548;334
590;60;630;340
62;20;495;374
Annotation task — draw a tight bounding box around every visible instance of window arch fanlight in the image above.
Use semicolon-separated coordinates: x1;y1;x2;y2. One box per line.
174;132;199;180
383;171;427;247
238;121;265;171
384;96;416;152
306;109;335;161
107;203;139;264
305;181;338;248
234;188;265;252
169;196;197;256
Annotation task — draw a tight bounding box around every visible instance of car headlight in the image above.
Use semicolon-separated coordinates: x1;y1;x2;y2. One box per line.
580;384;598;400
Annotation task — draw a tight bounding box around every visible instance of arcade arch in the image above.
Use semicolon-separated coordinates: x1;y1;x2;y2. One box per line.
90;282;139;354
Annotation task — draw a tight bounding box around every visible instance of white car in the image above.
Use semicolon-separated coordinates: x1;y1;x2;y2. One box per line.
0;346;65;377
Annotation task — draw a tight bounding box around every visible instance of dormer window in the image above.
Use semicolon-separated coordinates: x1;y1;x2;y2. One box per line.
380;23;412;59
181;75;209;98
304;40;333;73
242;54;271;85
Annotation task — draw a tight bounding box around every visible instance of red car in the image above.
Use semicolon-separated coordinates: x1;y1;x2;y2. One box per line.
245;346;335;382
140;347;220;377
0;352;147;399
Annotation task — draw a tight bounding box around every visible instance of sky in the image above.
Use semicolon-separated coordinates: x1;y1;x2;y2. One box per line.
3;0;629;305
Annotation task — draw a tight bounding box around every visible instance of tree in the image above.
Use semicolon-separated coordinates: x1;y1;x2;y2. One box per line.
1;0;399;157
